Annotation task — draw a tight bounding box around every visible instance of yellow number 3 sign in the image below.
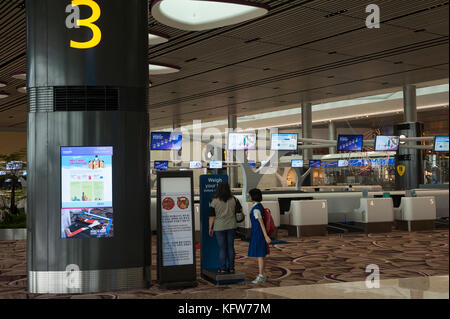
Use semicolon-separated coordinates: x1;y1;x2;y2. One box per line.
69;0;102;49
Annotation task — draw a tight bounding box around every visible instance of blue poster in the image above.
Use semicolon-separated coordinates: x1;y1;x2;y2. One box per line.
200;175;228;273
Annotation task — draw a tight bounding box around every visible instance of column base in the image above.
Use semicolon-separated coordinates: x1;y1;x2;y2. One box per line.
28;266;150;294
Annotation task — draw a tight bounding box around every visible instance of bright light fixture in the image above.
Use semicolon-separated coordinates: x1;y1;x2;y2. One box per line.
0;81;6;88
11;72;26;80
149;30;170;45
149;62;181;75
17;85;27;94
0;93;9;99
151;0;269;31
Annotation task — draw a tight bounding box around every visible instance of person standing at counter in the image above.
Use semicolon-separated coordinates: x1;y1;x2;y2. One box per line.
248;188;271;284
209;181;241;274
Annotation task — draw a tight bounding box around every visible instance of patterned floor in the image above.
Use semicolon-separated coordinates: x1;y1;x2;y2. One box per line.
0;229;448;299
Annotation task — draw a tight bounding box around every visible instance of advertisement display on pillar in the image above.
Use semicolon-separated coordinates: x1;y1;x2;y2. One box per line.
157;171;197;289
200;175;245;285
60;146;114;239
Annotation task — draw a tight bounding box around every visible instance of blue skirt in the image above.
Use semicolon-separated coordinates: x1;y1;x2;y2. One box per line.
248;228;268;257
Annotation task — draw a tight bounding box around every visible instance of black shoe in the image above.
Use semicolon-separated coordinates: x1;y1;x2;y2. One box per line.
228;268;235;274
217;268;227;274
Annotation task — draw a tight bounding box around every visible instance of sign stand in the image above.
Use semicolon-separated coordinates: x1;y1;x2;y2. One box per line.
200;175;246;285
157;171;197;289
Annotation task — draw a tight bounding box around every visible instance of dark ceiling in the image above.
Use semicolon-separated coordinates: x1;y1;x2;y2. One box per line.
0;0;449;130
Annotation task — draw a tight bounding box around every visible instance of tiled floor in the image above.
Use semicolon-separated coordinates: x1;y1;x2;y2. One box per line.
0;229;448;299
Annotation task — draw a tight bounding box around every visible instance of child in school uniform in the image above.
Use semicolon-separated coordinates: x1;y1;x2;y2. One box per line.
247;188;271;284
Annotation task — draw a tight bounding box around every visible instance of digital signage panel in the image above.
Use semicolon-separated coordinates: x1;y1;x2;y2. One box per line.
228;132;257;150
309;160;321;168
337;135;364;152
375;136;400;152
291;159;304;168
151;132;182;151
434;136;449;152
189;161;203;169
155;161;169;171
338;160;349;167
271;133;298;151
209;161;223;169
60;147;114;239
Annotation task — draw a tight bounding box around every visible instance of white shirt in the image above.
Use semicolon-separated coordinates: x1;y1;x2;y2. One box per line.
252;202;262;219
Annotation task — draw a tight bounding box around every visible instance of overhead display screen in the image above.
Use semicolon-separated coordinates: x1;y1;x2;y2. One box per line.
209;161;222;169
61;147;114;239
375;136;400;151
291;159;304;168
228;132;257;150
309;160;321;168
271;133;298;151
155;161;169;171
151;132;182;150
6;161;22;170
189;161;203;169
324;161;338;168
338;160;349;167
337;135;364;152
434;136;449;152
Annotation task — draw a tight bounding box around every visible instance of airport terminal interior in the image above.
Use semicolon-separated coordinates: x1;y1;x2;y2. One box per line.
0;0;449;300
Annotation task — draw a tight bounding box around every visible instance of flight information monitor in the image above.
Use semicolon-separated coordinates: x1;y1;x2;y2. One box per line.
337;135;364;152
227;132;257;150
434;136;449;152
209;161;223;169
375;136;400;151
271;133;298;151
338;160;349;167
60;146;114;239
309;160;321;168
291;159;304;168
151;132;182;150
189;161;203;169
154;161;169;171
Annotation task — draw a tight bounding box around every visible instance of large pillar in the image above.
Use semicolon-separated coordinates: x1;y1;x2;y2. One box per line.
394;84;424;190
301;102;312;186
228;109;238;188
328;121;337;154
26;0;150;293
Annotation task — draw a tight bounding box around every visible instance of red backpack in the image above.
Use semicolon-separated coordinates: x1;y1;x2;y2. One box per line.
263;208;276;237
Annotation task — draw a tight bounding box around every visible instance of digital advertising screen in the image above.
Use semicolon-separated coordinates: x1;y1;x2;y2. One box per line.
338;160;349;167
227;132;257;150
151;132;182;151
375;136;400;151
60;147;114;239
324;161;338;168
155;161;169;171
337;135;364;152
6;161;22;170
291;159;304;168
209;161;223;169
189;161;203;169
271;133;298;151
434;136;449;152
309;160;321;168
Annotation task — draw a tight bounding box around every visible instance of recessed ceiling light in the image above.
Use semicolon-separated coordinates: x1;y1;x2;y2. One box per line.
17;85;27;93
11;72;26;80
0;92;9;99
149;62;181;75
151;0;269;31
148;30;170;45
0;81;6;88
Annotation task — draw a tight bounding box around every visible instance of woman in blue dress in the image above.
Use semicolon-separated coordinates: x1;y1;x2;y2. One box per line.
248;188;271;284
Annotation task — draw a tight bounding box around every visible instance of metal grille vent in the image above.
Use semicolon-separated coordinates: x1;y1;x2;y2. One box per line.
53;86;119;112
